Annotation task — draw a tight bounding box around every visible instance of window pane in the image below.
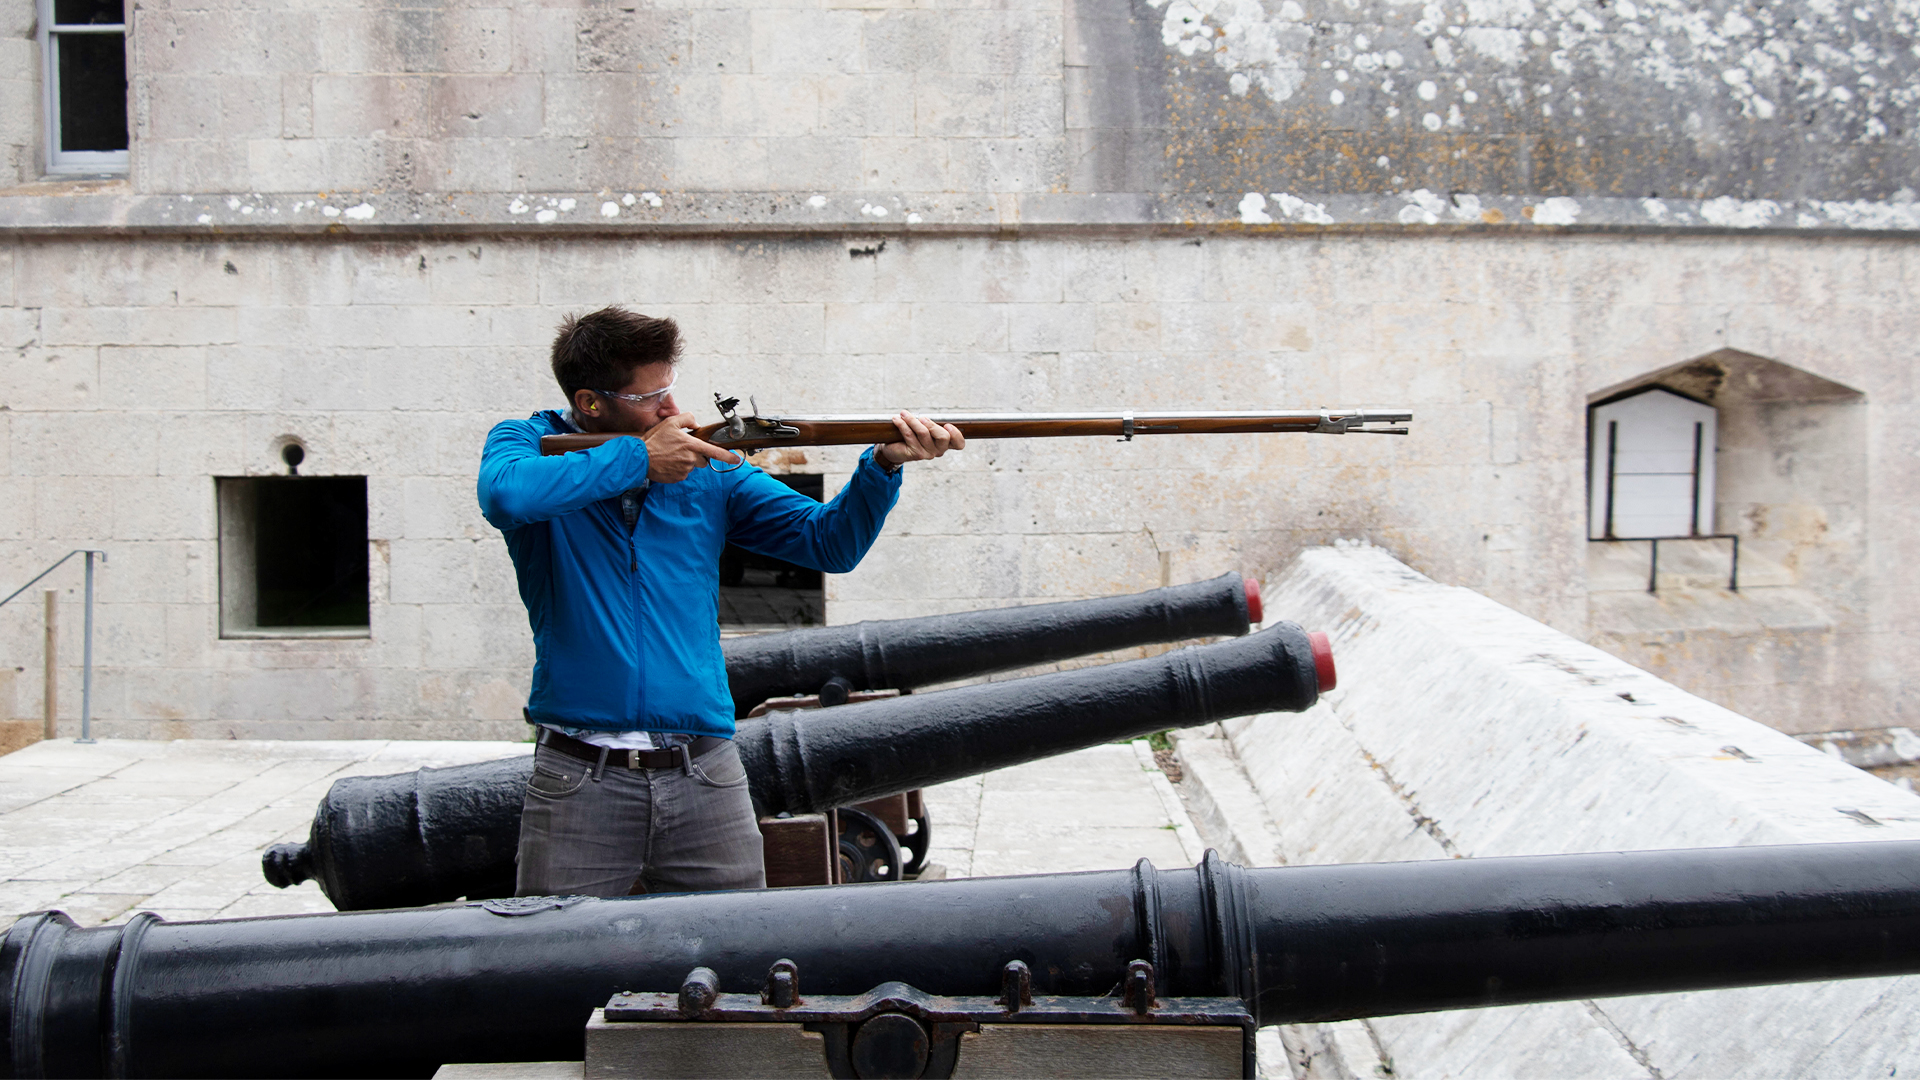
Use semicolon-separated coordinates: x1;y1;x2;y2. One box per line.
57;33;129;152
54;0;123;25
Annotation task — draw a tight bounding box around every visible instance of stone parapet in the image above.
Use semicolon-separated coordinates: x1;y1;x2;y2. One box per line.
1206;542;1920;1079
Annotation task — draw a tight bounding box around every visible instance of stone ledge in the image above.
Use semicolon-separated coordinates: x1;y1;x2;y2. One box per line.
3;188;1919;238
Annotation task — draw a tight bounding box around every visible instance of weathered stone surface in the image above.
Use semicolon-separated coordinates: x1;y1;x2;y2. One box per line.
1189;543;1920;1079
0;139;1912;743
0;226;1904;730
14;0;1920;212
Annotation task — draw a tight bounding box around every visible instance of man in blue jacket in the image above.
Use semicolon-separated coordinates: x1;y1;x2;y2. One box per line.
478;306;962;897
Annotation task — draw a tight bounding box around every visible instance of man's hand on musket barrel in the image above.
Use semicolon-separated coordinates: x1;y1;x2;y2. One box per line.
646;414;740;483
877;411;965;468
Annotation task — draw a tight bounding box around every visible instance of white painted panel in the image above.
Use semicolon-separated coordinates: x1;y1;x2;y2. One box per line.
1610;474;1697;537
1588;388;1717;539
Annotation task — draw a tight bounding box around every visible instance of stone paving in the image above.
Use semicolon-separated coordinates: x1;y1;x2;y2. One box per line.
0;738;532;929
0;736;1203;932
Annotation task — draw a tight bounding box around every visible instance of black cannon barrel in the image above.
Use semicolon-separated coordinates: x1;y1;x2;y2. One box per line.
265;621;1326;911
11;841;1920;1078
720;571;1259;718
740;617;1317;815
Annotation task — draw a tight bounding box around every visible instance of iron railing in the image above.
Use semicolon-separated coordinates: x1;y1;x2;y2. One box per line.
1;549;107;743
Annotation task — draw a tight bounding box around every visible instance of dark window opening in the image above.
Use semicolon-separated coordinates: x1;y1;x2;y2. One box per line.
218;477;371;637
56;0;125;22
719;474;826;631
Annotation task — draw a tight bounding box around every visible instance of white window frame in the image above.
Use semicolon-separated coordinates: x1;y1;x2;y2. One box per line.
39;0;130;177
1587;388;1718;541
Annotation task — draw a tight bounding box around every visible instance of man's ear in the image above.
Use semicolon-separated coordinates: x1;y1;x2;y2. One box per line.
573;388;599;416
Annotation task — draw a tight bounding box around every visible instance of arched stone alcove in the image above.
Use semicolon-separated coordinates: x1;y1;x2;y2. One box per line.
1584;349;1868;735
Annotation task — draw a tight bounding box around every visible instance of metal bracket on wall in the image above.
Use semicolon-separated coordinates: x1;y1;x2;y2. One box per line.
1593;535;1740;594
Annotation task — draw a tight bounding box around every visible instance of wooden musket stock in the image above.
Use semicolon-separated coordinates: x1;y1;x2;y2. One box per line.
540;403;1413;456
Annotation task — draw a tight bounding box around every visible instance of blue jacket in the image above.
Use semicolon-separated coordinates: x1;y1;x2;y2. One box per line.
478;410;903;737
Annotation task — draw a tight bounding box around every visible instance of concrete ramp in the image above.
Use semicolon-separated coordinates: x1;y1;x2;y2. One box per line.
1184;543;1920;1080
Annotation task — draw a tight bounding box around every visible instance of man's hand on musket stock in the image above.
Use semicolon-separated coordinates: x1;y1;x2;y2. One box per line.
877;411;965;469
646;414;741;483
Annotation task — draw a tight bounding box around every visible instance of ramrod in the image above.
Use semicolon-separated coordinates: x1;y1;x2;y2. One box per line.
263;619;1330;911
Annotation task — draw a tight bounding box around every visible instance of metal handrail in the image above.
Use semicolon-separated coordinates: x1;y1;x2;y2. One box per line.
1593;535;1739;594
1;549;107;743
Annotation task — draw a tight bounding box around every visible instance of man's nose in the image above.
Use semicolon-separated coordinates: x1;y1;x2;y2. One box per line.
654;394;680;419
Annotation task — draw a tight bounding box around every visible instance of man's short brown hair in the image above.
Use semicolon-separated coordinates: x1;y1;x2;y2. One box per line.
550;307;682;399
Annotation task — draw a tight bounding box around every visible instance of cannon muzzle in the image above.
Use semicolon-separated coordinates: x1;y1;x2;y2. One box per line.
266;621;1325;911
12;841;1920;1077
720;571;1260;718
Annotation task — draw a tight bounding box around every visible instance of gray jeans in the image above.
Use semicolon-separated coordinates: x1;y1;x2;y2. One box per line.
515;740;767;897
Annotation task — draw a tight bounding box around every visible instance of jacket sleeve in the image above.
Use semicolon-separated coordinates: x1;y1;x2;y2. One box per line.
725;447;904;575
478;419;653;530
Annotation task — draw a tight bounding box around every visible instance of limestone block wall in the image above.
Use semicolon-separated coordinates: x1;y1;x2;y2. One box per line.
0;0;32;186
116;0;1063;196
12;0;1920;202
0;230;1913;738
1217;544;1920;1079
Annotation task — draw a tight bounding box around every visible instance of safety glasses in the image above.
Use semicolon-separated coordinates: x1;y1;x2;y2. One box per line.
592;374;677;411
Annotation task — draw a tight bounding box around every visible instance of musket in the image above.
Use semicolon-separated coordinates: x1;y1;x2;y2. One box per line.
539;394;1413;455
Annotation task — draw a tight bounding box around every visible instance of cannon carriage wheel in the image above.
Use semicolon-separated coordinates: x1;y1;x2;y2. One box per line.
898;810;932;877
834;807;903;883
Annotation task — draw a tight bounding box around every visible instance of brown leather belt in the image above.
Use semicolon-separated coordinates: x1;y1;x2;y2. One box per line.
535;727;728;770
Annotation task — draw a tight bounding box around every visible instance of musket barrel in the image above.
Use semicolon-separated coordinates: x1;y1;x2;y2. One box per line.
264;620;1323;912
13;842;1920;1077
721;571;1259;719
538;407;1414;454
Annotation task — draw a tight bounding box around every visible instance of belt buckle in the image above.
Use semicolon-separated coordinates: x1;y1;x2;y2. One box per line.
626;749;641;770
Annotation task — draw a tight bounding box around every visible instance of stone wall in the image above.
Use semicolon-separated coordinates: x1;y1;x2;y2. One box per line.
0;0;32;186
117;0;1063;197
10;0;1920;211
0;230;1913;738
0;0;1915;739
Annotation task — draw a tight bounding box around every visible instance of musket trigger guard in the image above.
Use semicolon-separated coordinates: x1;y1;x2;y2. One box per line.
1119;410;1134;443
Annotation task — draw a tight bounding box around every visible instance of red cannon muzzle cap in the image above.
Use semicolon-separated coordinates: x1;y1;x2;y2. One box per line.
1243;577;1263;624
1308;632;1336;693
